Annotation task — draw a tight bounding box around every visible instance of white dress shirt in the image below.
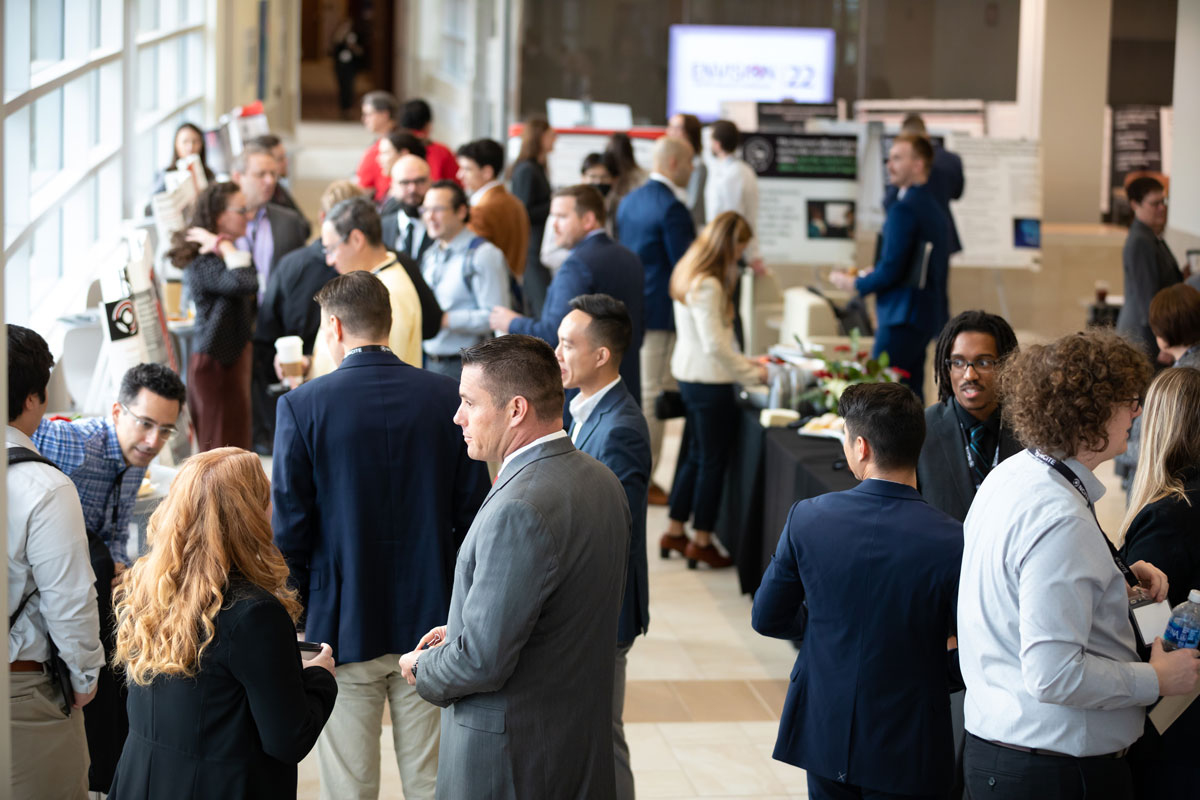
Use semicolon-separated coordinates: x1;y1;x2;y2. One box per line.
6;426;104;693
499;430;570;478
671;276;762;386
648;172;690;204
568;377;621;442
469;180;503;206
958;450;1159;756
705;153;762;262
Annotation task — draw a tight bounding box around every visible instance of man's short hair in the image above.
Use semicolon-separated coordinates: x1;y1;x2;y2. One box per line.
231;141;275;175
552;185;607;227
247;133;282;150
320;180;365;214
652;135;692;171
568;294;632;363
8;325;54;422
118;363;186;409
1128;176;1165;205
900;113;927;135
313;271;393;341
428;179;469;223
384;130;427;160
456;139;505;178
893;133;934;171
460;335;565;422
363;90;399;119
400;98;433;131
327;196;383;247
839;382;925;471
1150;284;1200;347
1000;328;1152;456
933;310;1019;403
710;120;740;154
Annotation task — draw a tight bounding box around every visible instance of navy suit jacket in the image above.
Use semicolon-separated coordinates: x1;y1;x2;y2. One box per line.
510;231;646;402
884;146;964;255
752;480;963;795
271;350;489;664
573;381;651;643
857;182;951;337
615;180;696;332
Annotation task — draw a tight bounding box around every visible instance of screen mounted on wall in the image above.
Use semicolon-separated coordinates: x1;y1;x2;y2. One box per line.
667;25;836;122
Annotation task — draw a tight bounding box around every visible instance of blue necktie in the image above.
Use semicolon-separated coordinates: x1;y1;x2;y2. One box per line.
969;423;990;485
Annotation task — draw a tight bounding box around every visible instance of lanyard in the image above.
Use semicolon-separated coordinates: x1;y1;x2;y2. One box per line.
1027;449;1138;588
345;345;392;357
957;420;1000;486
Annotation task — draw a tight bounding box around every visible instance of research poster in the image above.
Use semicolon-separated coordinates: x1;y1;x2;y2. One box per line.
740;132;858;266
949;137;1041;270
1107;105;1165;224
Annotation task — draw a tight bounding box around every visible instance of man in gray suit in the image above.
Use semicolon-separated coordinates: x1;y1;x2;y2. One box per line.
399;334;631;799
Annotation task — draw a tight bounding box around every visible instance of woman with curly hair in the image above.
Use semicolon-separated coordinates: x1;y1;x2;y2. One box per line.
1118;367;1200;797
957;329;1200;799
108;448;338;800
166;182;257;451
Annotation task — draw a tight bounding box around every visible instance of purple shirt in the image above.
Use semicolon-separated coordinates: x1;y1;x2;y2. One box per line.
237;206;275;304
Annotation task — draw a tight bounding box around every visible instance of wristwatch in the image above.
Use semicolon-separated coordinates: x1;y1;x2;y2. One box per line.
411;654;420;676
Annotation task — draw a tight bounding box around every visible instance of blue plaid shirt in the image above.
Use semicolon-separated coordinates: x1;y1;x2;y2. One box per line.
32;417;144;565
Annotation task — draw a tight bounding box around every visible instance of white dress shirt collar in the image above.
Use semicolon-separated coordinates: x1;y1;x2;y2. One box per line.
469;179;503;206
649;172;689;204
568;377;621;441
499;429;570;477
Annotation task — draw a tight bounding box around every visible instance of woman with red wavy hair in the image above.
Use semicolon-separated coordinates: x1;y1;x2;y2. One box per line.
108;448;338;800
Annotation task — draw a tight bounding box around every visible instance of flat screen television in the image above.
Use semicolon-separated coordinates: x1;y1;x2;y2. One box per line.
667;25;836;122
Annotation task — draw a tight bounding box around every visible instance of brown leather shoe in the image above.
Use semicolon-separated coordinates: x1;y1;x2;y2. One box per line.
684;541;733;570
648;483;669;506
659;532;689;559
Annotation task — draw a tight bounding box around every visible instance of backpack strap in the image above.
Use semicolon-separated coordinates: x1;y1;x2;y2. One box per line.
7;447;63;629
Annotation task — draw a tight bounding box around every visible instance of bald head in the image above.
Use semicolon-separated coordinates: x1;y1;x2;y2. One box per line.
391;153;432;212
653;135;694;189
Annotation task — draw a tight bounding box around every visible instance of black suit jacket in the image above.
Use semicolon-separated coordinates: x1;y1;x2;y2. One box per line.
382;209;435;265
108;580;337;800
270;184;311;238
254;240;336;351
917;400;1022;522
263;203;310;272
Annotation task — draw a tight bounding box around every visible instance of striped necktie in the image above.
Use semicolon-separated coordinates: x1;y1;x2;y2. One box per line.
969;422;990;485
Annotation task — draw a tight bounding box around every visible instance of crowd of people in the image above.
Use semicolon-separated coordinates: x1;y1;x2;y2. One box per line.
8;85;1199;800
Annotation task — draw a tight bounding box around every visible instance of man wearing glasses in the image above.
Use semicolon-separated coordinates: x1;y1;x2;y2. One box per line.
32;360;186;792
418;180;511;379
1117;176;1184;363
382;154;436;264
916;310;1021;800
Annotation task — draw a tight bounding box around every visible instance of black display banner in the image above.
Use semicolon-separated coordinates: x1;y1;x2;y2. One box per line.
742;133;858;180
756;102;838;132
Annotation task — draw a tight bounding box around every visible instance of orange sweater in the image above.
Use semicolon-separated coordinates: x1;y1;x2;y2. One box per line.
469;186;530;279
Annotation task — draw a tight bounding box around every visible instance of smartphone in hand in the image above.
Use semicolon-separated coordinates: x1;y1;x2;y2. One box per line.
298;641;322;661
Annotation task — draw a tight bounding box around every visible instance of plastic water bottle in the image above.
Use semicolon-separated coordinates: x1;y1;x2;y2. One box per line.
1162;589;1200;651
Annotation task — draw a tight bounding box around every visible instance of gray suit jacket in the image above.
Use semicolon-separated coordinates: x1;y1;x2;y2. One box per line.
1116;218;1182;359
416;435;631;800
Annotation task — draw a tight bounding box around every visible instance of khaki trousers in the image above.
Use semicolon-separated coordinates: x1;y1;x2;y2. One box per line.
11;671;89;800
639;330;678;473
317;653;440;800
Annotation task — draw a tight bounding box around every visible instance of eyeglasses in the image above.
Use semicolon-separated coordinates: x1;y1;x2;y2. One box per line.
394;177;429;188
322;236;347;254
120;404;177;439
945;357;998;373
1120;396;1144;412
418;205;452;216
228;205;250;215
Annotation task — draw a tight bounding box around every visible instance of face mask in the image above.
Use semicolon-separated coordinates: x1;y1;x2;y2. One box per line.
591;183;612;198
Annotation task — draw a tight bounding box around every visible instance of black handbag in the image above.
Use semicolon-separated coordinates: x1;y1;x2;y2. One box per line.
654;389;686;420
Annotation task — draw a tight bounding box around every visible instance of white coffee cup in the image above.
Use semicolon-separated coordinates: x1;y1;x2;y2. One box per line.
275;336;304;378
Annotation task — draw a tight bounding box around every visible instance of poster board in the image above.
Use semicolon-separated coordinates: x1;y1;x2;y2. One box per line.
1102;105;1170;223
853;99;987;137
508;125;663;191
741;132;858;266
947;137;1041;270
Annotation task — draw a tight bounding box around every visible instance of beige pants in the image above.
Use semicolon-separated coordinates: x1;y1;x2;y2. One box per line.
11;671;89;800
317;652;440;800
640;330;678;473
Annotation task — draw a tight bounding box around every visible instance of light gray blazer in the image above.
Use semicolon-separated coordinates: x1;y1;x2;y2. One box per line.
416;435;631;800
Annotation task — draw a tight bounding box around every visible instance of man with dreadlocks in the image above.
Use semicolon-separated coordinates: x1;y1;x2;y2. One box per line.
918;310;1021;522
916;309;1020;800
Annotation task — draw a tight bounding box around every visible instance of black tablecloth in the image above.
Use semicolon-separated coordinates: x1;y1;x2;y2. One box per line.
759;430;859;586
714;405;768;595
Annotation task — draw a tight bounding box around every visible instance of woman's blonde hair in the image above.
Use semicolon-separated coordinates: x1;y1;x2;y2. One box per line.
668;211;752;320
1119;367;1200;543
112;447;301;686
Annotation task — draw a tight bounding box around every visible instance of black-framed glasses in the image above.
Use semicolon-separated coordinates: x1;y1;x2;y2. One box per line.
1120;396;1144;412
394;177;429;188
120;404;177;439
418;205;452;216
945;357;998;373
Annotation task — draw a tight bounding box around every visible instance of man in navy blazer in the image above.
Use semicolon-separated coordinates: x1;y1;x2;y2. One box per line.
490;185;645;403
753;382;963;800
616;136;696;498
272;271;488;799
833;134;950;401
555;294;650;800
883;114;965;255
